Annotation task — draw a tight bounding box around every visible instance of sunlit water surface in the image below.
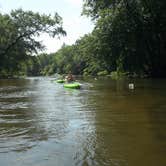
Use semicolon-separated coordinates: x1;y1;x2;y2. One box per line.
0;77;166;166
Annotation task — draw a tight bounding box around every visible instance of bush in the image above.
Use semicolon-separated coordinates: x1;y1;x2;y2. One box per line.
97;70;108;76
110;71;125;79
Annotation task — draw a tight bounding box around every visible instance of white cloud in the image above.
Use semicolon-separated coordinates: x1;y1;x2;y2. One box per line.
65;0;83;7
38;13;94;54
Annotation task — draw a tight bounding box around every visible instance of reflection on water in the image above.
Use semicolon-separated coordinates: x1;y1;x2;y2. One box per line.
0;77;166;166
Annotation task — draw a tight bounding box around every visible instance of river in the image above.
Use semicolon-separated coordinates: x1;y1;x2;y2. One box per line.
0;77;166;166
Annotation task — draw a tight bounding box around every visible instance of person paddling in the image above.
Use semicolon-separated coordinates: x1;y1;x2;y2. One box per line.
65;71;75;83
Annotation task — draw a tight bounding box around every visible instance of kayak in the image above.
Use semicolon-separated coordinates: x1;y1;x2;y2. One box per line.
63;82;81;89
56;79;65;83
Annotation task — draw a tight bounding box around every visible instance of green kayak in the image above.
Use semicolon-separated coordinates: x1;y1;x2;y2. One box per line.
63;82;81;89
56;79;65;83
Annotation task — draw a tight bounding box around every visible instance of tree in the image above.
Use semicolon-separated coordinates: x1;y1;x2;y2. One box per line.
0;9;66;77
82;0;166;77
1;9;66;56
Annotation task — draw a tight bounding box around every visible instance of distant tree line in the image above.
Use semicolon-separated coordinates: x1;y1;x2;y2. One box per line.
0;0;166;78
35;0;166;77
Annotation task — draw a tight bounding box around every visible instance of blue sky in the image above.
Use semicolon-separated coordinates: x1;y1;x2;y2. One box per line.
0;0;94;53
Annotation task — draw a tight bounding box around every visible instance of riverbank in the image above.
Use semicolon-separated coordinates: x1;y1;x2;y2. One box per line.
0;70;162;80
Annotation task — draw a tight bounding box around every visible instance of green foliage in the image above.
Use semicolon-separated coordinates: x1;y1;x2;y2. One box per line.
97;70;108;76
1;1;166;78
110;71;125;80
81;0;166;77
0;9;65;77
28;0;166;78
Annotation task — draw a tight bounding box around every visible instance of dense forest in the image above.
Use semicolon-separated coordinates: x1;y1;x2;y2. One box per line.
0;0;166;78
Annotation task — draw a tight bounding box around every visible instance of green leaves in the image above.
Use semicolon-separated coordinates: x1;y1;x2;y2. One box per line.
0;9;66;77
81;0;166;77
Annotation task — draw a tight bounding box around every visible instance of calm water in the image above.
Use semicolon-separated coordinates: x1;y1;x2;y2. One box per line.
0;77;166;166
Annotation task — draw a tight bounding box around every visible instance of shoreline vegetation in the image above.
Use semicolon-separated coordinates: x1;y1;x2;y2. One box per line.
0;71;150;80
1;1;166;79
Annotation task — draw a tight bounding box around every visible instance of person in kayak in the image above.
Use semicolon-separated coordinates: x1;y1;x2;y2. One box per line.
65;71;75;83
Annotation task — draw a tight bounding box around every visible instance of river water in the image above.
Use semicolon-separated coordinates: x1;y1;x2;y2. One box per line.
0;77;166;166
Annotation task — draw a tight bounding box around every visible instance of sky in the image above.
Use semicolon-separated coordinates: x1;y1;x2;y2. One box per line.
0;0;94;53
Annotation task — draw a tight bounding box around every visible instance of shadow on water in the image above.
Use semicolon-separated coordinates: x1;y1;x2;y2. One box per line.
80;77;166;166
